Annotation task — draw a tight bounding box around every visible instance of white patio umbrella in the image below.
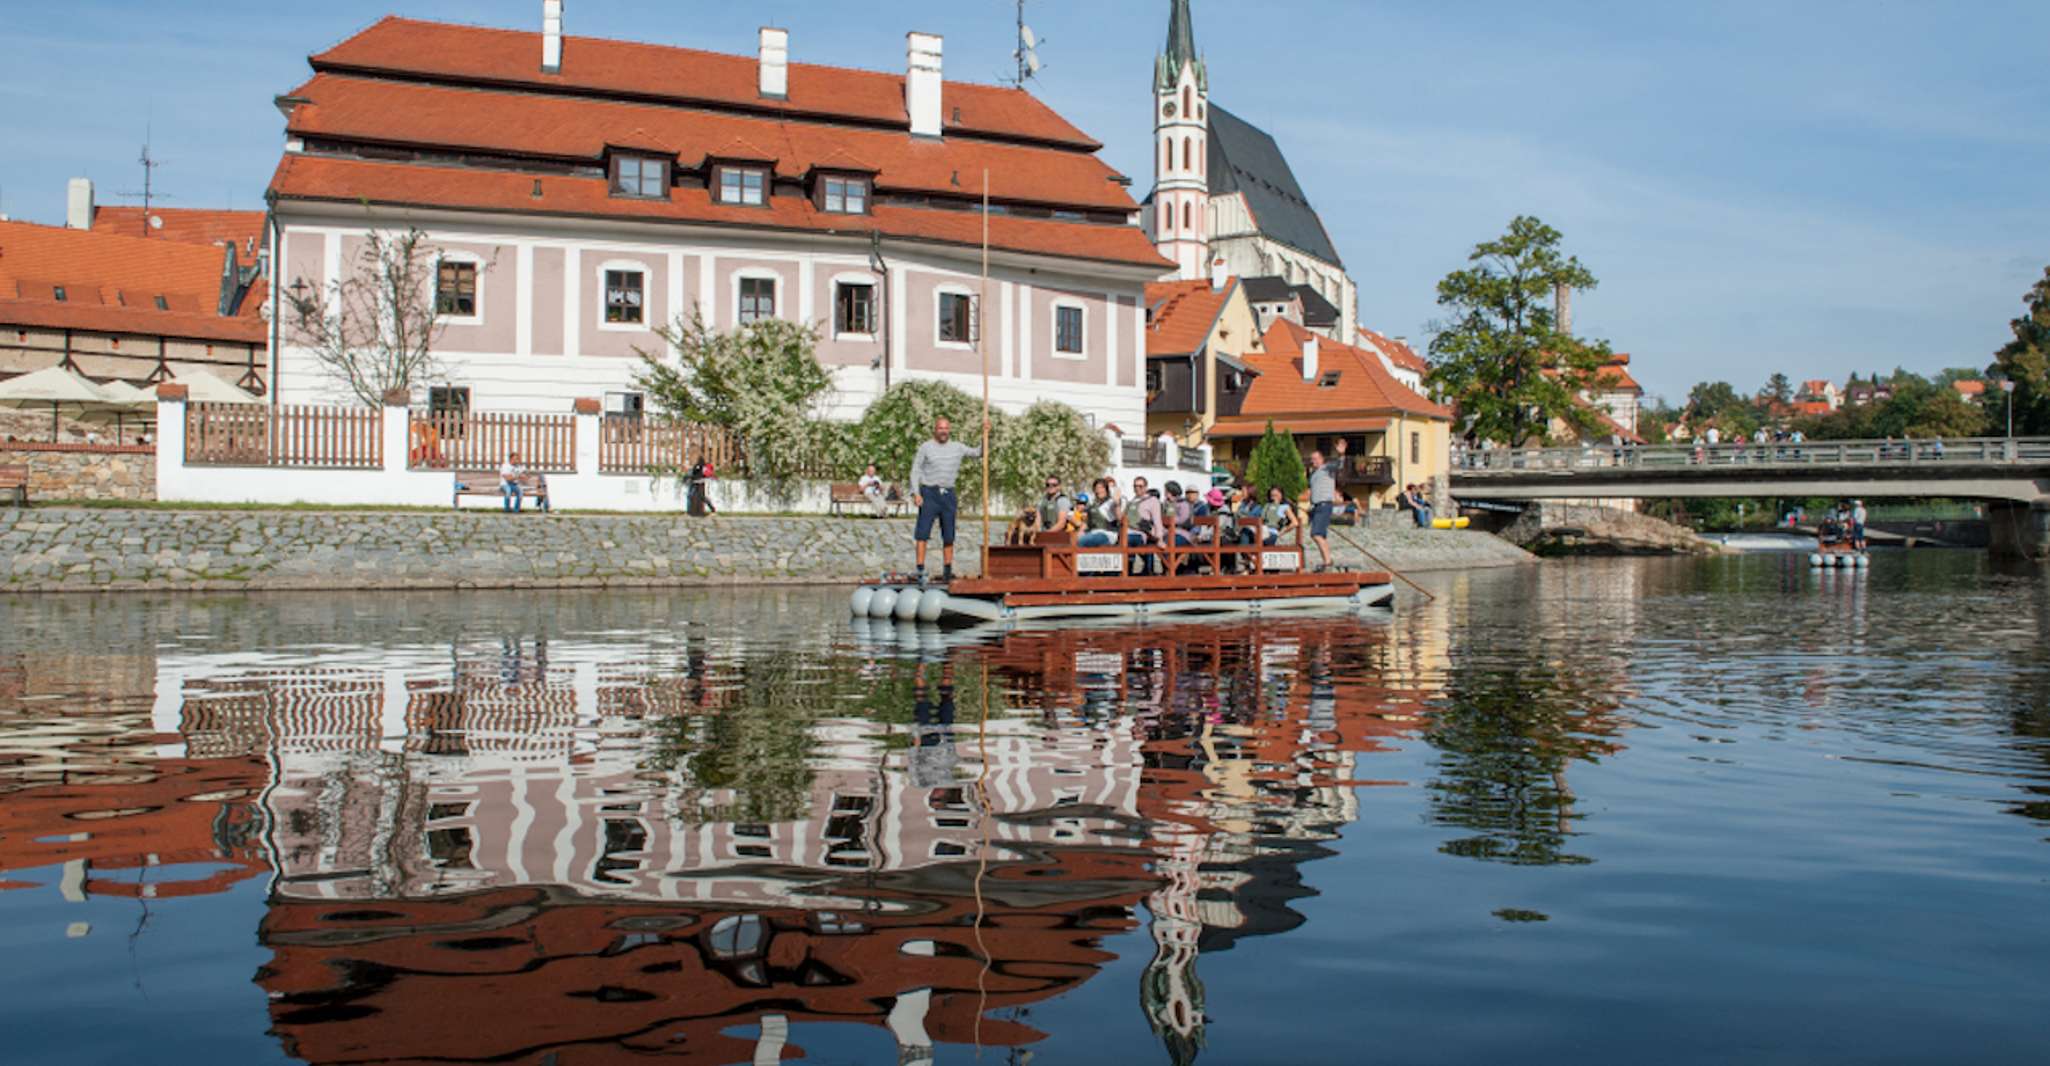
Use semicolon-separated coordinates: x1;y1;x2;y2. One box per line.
0;365;114;441
81;380;157;441
165;373;260;405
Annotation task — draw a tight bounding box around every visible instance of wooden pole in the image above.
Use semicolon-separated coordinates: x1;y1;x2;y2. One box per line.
1333;525;1437;603
979;169;992;574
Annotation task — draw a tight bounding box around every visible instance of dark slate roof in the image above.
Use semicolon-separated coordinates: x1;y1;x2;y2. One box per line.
1291;283;1340;327
1207;104;1343;267
1237;275;1339;327
1239;276;1295;303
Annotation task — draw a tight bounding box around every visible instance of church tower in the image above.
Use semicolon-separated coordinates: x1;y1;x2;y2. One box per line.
1152;0;1209;280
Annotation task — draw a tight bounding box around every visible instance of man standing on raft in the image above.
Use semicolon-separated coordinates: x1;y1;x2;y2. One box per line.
1307;438;1348;573
910;416;983;585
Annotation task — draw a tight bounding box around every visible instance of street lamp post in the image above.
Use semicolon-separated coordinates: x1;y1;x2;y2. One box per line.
2003;379;2016;440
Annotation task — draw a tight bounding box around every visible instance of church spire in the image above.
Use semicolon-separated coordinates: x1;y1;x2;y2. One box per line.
1164;0;1197;73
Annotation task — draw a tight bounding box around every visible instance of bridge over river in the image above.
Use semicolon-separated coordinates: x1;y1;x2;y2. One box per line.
1449;437;2050;558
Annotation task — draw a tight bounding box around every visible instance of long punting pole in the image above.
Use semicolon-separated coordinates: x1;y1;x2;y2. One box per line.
980;169;992;574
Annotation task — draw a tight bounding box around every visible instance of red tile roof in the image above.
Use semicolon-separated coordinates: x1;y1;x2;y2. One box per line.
1145;278;1236;357
1594;361;1642;392
269;154;1168;270
312;17;1101;150
1355;326;1428;374
272;18;1164;274
1225;319;1452;429
91;207;265;258
1209;414;1390;437
0;221;264;344
0;299;264;345
1953;379;1986;397
285;73;1136;212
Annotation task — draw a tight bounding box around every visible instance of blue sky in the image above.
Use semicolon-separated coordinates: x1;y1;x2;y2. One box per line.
3;1;2045;402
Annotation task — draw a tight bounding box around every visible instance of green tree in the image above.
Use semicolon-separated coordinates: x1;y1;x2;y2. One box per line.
989;400;1110;507
1765;373;1793;405
1990;265;2050;436
1685;381;1760;437
850;380;1004;507
1427;216;1612;445
634;313;840;488
1246;421;1306;500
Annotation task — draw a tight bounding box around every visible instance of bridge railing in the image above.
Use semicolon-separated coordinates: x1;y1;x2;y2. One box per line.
1452;437;2050;477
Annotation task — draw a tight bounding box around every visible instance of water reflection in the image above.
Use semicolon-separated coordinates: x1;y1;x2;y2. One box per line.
5;559;2050;1064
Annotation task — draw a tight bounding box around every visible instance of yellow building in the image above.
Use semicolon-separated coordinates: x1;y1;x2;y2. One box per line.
1204;319;1451;507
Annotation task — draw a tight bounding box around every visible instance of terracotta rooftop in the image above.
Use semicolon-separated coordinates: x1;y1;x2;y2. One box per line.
1144;278;1237;358
270;155;1167;269
1356;326;1428;374
283;73;1138;213
0;220;264;344
273;18;1164;272
91;207;265;258
311;16;1101;150
1220;319;1451;432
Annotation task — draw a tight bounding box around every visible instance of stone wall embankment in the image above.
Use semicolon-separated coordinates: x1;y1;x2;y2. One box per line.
0;507;1528;593
0;442;155;502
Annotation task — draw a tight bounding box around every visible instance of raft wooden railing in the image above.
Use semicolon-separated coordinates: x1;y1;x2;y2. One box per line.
184;402;382;469
408;411;576;473
597;418;743;476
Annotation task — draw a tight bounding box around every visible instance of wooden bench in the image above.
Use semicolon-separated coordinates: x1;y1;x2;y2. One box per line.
0;464;26;507
453;471;550;512
829;481;904;517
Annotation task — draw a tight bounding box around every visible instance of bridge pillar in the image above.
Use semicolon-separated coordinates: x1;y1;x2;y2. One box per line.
1987;501;2050;561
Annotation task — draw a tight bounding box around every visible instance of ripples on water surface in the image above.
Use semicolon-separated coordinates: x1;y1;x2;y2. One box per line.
1;553;2047;1065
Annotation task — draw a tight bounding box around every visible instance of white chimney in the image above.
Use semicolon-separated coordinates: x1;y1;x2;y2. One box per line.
1209;256;1227;292
1555;282;1573;335
758;27;789;99
541;0;564;73
65;178;94;230
906;32;944;138
1301;334;1320;382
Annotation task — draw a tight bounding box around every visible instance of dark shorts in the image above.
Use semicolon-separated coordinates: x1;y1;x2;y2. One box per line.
1309;500;1334;538
914;486;958;545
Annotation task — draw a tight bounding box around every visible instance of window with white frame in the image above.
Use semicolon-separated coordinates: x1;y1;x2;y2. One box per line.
604;269;645;325
1054;303;1085;355
435;259;478;318
718;166;767;206
738;276;776;324
834;280;876;337
937;291;973;345
821;175;869;214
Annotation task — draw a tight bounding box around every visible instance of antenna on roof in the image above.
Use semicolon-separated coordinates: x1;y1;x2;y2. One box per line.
1006;0;1044;87
113;126;173;237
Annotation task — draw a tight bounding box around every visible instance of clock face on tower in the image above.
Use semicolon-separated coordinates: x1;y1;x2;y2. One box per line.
1163;101;1178;119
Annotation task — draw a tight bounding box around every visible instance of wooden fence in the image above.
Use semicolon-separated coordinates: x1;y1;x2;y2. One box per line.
409;411;577;473
597;418;744;476
184;402;383;469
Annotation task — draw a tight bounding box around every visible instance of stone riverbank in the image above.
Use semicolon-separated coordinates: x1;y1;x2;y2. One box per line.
0;507;1530;593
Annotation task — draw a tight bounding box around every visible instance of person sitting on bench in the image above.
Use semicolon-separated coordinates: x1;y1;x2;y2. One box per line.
499;451;528;513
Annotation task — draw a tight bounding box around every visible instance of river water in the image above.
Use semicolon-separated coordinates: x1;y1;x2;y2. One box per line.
2;553;2046;1065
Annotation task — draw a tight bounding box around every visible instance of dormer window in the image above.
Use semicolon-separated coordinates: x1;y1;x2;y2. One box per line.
153;295;169;311
1318;371;1341;388
52;286;67;302
820;175;869;214
718;166;767;206
610;154;668;199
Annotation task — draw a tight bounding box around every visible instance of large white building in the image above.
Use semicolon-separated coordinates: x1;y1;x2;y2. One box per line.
264;6;1167;430
1141;0;1359;345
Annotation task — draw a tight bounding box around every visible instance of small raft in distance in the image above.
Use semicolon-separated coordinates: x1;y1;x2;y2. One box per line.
853;523;1395;625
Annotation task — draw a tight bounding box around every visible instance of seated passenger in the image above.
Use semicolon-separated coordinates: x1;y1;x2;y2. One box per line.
1078;478;1121;547
1128;477;1164;575
1262;486;1299;545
